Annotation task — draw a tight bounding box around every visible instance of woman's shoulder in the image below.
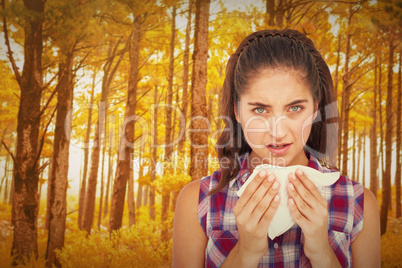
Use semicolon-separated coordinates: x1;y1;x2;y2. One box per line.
177;179;201;206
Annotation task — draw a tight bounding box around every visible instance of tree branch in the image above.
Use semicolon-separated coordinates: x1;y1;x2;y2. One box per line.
34;104;58;170
39;42;79;119
1;140;16;164
0;125;9;153
37;160;49;175
1;0;21;85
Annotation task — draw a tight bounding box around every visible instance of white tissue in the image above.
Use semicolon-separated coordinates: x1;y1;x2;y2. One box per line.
237;164;340;240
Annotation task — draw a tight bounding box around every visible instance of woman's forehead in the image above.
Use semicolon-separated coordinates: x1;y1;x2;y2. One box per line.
240;70;314;104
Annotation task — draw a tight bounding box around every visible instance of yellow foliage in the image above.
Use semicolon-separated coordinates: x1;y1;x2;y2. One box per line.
152;172;191;195
57;220;171;268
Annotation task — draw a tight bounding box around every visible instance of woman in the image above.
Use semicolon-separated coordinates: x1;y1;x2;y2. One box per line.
172;29;380;267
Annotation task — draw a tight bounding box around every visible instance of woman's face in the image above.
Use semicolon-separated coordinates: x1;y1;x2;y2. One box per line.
234;69;317;168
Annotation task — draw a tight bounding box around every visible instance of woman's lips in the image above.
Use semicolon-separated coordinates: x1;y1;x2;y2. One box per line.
266;143;291;155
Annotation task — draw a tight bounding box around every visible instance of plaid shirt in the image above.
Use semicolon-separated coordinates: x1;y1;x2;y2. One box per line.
198;152;364;268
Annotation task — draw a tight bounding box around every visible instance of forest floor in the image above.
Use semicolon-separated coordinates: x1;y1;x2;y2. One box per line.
0;200;401;267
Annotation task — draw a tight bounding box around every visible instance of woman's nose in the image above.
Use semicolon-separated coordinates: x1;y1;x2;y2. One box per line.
268;115;288;139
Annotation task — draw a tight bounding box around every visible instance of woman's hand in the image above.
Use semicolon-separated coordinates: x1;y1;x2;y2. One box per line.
229;169;280;267
287;168;340;267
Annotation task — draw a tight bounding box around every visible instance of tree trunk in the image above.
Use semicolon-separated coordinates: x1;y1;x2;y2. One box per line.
0;178;4;203
190;0;210;181
379;60;385;180
362;128;366;188
338;93;343;171
149;85;158;220
178;0;193;154
78;70;96;229
143;184;149;207
335;34;342;172
396;52;401;218
370;58;379;197
161;4;177;241
341;7;352;177
136;147;144;209
97;144;106;229
82;100;105;234
380;39;395;235
172;89;180;159
352;123;356;181
0;177;4;202
10;0;44;263
2;154;9;204
83;38;125;234
46;55;74;268
275;0;285;28
109;18;141;232
103;144;113;218
266;0;275;26
334;35;341;99
127;165;135;227
357;131;361;184
136;183;143;209
9;166;14;206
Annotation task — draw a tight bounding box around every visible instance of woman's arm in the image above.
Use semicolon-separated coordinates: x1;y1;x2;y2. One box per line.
172;170;281;268
351;187;381;267
287;169;341;267
172;180;207;268
222;170;281;267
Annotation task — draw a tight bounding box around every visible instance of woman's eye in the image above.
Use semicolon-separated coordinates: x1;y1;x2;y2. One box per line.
255;108;266;114
290;106;302;112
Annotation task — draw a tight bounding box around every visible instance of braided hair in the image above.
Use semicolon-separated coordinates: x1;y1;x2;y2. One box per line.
212;29;338;195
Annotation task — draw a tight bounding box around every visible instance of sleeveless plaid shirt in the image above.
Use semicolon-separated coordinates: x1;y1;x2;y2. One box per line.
198;152;364;267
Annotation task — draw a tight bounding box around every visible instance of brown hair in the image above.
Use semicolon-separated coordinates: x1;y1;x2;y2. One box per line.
212;29;338;195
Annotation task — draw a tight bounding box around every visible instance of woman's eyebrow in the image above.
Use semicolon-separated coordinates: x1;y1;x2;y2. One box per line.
247;99;308;108
247;102;271;107
286;99;308;107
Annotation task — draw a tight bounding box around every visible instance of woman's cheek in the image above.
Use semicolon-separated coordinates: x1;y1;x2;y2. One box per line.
241;118;267;147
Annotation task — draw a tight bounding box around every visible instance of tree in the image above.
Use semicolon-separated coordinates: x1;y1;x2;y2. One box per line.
46;53;74;268
396;52;401;218
2;0;46;263
109;15;142;232
189;0;210;181
340;4;354;176
370;57;379;197
149;85;158;220
78;69;96;229
103;143;113;218
161;4;177;241
178;0;193;154
97;138;106;228
381;36;396;235
82;39;126;234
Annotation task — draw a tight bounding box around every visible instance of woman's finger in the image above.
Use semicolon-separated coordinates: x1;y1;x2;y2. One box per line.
294;169;326;207
240;174;277;222
287;181;314;220
288;197;309;228
248;178;280;227
235;169;269;209
288;172;316;209
258;194;280;229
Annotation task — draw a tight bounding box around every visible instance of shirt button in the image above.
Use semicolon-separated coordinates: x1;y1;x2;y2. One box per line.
273;242;279;249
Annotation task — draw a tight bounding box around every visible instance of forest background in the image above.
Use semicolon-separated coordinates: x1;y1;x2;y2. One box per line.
0;0;401;267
